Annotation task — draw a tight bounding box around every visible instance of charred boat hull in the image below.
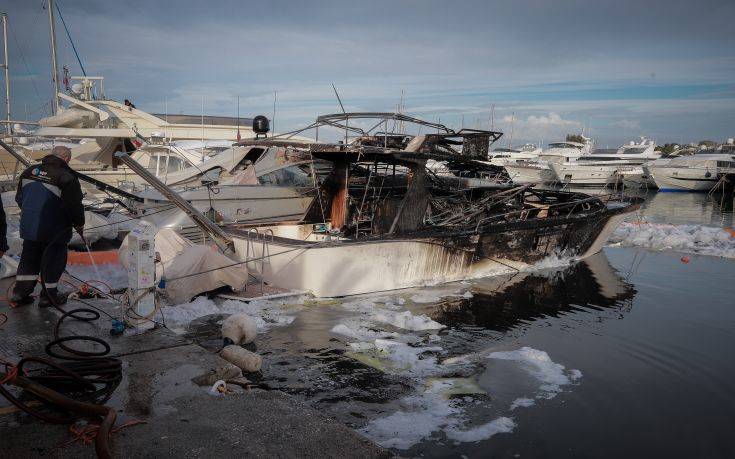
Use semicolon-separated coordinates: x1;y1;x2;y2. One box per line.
226;199;639;297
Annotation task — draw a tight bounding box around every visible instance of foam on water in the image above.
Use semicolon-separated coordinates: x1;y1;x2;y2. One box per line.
162;296;303;333
488;347;582;399
360;392;461;450
373;310;444;331
444;416;516;443
330;322;400;341
323;284;588;450
609;222;735;258
509;397;535;410
360;387;516;448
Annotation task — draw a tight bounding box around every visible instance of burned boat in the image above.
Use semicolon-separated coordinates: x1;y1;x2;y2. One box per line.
117;113;641;297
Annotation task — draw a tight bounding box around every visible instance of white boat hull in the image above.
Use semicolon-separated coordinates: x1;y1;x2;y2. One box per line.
226;200;638;297
504;164;555;185
551;163;620;187
650;166;719;191
619;166;657;189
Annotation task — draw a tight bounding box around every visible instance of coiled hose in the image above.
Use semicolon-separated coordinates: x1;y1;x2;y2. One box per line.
0;227;123;459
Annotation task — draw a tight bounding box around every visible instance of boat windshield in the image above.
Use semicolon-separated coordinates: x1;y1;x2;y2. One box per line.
258;165;313;187
548;143;580;149
147;154;191;176
621;147;648;155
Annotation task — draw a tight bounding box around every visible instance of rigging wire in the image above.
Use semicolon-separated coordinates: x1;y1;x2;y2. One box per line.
54;1;87;76
8;21;45;110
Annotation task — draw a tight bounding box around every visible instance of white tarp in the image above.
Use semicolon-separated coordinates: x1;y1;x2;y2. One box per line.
0;255;18;279
119;227;248;304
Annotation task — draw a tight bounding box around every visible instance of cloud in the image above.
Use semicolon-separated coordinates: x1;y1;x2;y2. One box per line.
611;119;642;131
4;0;735;145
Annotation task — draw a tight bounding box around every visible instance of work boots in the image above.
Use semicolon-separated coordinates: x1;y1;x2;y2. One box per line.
38;289;68;308
9;293;34;307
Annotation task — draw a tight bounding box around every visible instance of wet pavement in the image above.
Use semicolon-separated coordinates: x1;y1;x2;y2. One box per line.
0;293;390;458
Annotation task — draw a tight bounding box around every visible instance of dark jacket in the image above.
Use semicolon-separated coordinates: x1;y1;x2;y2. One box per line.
15;155;85;242
0;197;7;252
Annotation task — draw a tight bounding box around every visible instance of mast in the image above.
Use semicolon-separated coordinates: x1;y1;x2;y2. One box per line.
508;112;515;149
47;0;60;115
1;13;10;134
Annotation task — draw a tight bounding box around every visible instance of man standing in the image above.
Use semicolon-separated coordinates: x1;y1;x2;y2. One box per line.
10;146;85;307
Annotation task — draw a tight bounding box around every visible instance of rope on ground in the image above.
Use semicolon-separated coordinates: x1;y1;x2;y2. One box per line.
62;419;148;448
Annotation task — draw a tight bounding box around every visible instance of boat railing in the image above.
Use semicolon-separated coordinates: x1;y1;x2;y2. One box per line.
473;195;604;232
244;228;274;293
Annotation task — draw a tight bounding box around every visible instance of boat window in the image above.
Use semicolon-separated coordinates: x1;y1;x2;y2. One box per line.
165;157;188;173
622;147;647;155
548;143;580;149
258;165;312;187
146;155;159;174
146;154;191;176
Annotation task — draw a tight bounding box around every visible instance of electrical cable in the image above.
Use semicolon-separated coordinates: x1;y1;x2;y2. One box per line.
0;228;125;458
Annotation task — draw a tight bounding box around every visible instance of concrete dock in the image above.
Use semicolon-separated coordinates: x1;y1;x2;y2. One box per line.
0;295;390;458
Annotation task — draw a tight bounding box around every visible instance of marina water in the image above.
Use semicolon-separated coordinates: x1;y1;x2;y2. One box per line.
180;191;735;457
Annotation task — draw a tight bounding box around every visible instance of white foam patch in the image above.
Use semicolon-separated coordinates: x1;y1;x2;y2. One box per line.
334;295;581;450
372;339;444;376
409;289;474;303
162;296;302;333
330;323;399;341
444;417;516;443
488;347;581;399
509;397;535;410
527;254;576;271
361;389;515;449
609;222;735;258
360;393;459;450
373;310;444;331
467;253;576;281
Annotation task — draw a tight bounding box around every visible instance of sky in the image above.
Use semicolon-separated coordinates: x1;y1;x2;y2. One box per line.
2;0;734;147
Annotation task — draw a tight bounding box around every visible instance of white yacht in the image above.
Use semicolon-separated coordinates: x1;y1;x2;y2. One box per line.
504;137;594;185
487;143;542;166
127;145;322;229
649;145;735;191
551;137;660;187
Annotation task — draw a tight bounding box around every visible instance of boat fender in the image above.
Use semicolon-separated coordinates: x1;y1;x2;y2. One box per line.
705;172;711;178
220;345;262;373
221;313;257;346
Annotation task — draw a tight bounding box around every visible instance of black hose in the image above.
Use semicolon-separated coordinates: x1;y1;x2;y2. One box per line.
0;227;123;457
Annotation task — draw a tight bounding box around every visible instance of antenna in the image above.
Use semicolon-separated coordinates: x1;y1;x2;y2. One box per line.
332;83;346;114
1;13;10;134
508;112;515;149
272;90;277;135
398;89;405;134
490;104;495;130
47;0;60;114
200;95;204;160
236;95;241;141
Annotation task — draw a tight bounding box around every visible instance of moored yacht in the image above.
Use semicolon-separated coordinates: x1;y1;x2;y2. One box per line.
504;137;594;185
551;137;660;187
650;151;735;192
487;143;542;166
118;113;639;297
